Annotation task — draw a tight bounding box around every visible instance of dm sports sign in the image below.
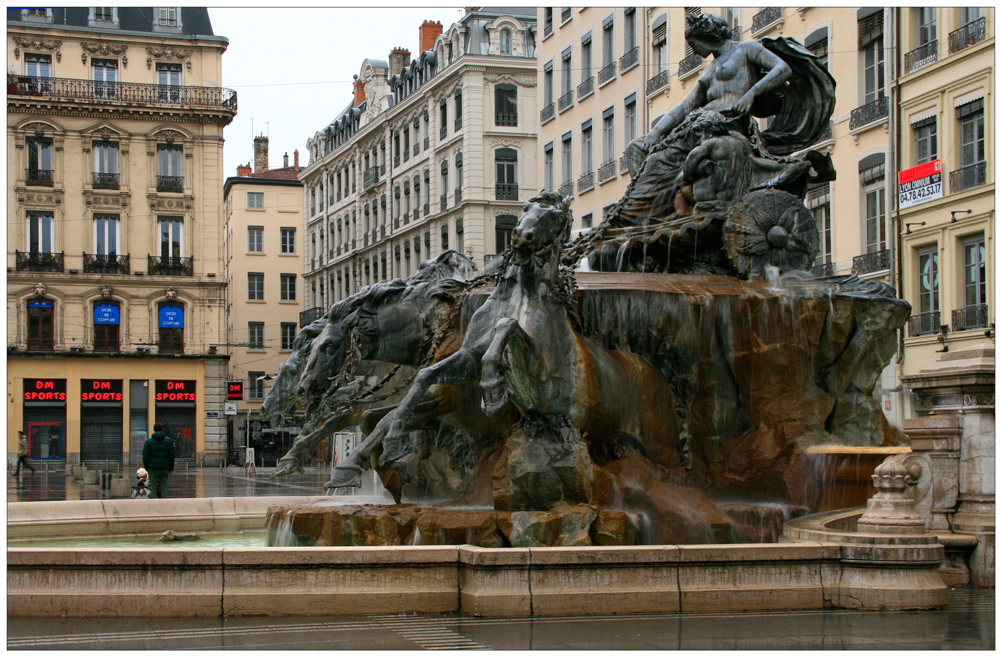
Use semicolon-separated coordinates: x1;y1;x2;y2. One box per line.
898;159;942;209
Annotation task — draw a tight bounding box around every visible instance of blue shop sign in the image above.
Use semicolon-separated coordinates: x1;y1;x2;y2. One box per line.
94;303;120;325
158;304;184;328
28;300;53;309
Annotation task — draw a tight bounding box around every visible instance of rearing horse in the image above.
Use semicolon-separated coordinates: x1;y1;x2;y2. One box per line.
328;192;681;489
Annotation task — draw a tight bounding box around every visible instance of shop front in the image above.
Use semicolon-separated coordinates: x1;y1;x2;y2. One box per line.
154;379;197;461
22;378;67;462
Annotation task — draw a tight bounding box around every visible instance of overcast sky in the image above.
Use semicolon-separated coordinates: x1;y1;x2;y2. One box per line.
211;7;464;176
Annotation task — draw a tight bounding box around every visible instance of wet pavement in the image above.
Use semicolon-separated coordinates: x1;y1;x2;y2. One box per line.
6;586;994;650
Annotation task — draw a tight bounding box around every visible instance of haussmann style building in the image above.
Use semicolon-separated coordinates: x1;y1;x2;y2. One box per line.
6;7;237;467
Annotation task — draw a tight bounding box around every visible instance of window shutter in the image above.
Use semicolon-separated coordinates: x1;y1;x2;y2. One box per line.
858;10;884;48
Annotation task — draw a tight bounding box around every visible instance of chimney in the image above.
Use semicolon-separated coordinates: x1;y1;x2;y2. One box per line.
253;135;269;173
283;152;289;168
294;149;300;169
236;162;251;176
419;20;443;53
353;74;366;106
388;47;411;78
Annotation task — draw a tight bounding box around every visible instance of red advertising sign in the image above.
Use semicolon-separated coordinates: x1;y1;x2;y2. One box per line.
227;381;245;401
81;379;123;403
155;379;197;403
23;379;67;402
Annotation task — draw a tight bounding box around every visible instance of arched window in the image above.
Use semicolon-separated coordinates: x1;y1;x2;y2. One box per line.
27;297;55;350
495;148;518;200
495;83;518;126
158;301;184;354
500;28;512;54
93;299;120;352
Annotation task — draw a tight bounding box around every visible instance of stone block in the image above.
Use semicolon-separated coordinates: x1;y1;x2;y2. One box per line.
109;476;132;498
458;546;531;617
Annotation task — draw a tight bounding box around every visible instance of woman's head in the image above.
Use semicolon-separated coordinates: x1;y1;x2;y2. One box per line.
685;13;732;53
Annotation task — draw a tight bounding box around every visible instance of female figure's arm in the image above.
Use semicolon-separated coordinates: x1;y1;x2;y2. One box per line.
725;42;791;116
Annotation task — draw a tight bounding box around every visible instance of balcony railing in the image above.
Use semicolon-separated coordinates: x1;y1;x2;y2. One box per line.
620;47;639;73
455;117;462;131
299;307;324;328
598;159;616;183
496;183;518;200
950;17;987;53
908;311;941;337
454;187;462;204
413;205;420;220
363;166;379;189
598;62;616;86
92;172;120;189
440;126;447;140
147;255;193;276
558;89;573;112
26;168;54;186
156;175;183;192
440;194;448;210
950;162;987;194
423;202;430;216
83;253;130;274
541;102;555;123
849;95;889;130
851;249;890;275
578;171;595;193
496;112;518;127
578;76;594;99
7;75;237;111
953;304;990;332
904;40;938;74
751;7;782;35
393;156;400;168
646;69;670;95
619;155;628;173
810;261;836;278
15;250;63;272
403;213;409;226
678;53;704;78
558;181;573;198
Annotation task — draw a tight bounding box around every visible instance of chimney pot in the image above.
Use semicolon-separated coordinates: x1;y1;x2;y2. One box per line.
253;135;269;173
283;152;289;168
236;162;251;176
419;19;444;53
294;149;300;169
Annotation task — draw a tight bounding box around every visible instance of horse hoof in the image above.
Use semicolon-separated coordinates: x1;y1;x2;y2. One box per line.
480;383;508;417
325;464;363;489
379;435;415;467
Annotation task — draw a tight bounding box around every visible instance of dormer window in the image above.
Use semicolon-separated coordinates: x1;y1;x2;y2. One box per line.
158;7;177;26
89;7;118;26
22;8;53;22
500;28;512;54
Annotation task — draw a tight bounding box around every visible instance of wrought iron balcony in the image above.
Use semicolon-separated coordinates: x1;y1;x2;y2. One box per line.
646;69;669;95
558;90;573;112
423;137;429;150
541;102;555;124
619;155;628;173
440;126;447;140
950;162;987;194
496;111;518;127
403;147;409;161
851;249;890;275
299;306;324;328
363;233;369;247
423;202;430;215
455;117;462;131
26;168;54;186
950;17;987;53
380;225;386;239
403;213;409;225
83;253;130;274
908;311;941;337
440;194;448;210
558;181;574;199
496;183;518;201
577;171;594;193
7;75;237;112
849;96;889;130
620;47;639;73
413;205;420;220
598;159;617;183
454;187;462;204
156;175;183;192
953;304;990;332
904;40;938;74
598;62;616;86
15;250;63;272
393;156;400;168
352;239;356;250
810;261;836;278
363;166;379;189
679;55;706;81
147;255;193;276
578;77;594;101
752;7;782;35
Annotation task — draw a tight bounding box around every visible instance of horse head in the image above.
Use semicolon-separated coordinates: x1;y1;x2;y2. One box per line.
294;320;348;407
412;249;477;283
512;192;573;262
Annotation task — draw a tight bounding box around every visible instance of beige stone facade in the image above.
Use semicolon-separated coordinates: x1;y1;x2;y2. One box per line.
6;8;236;466
222;148;305;453
300;9;538;314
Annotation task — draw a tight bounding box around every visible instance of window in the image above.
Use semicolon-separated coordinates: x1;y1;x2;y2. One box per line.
25;52;52;78
959;102;985;167
158;7;178;26
93;214;120;256
624;94;637;145
806;35;828;68
26;136;53;184
158;216;184;260
581;34;593;81
915;8;936;47
723;7;740;35
561;135;573;187
543;142;555;191
561;7;571;23
864;181;886;254
27;211;54;254
963;234;987;310
247;226;263;253
247;191;264;209
807;184;832;265
158;302;184;353
412;121;420;155
91;59;118;99
92;7;115;22
653;19;668;73
544;8;553;36
603;18;615;67
624;8;637;53
23;8;52;21
581;122;594;174
602;110;616;164
156;143;183;190
582;212;594;229
280;227;296;254
248;272;264;301
561;50;572;97
156;63;182;103
859;11;884;104
93;301;119;352
403;126;410;161
914;118;938;164
27;299;55;350
543;62;554;108
281;323;297;351
917;246;939;317
248;322;264;350
496;215;517;253
440;100;448;140
456;155;464;193
93;140;118;187
248;372;264;401
496;148;518;200
500;28;512;54
441;222;449;250
455;89;463;130
280;274;297;302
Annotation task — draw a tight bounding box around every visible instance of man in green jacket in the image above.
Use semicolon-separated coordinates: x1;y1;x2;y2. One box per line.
142;422;175;498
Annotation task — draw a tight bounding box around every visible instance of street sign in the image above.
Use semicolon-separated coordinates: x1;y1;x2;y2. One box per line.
206;411;220;419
